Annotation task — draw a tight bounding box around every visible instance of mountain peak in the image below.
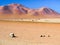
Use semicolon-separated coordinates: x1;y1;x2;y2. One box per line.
39;7;48;9
8;3;24;7
39;7;53;11
38;7;59;15
0;3;29;14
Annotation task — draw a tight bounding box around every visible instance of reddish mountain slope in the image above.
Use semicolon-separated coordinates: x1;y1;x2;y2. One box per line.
0;4;29;14
38;7;59;15
0;3;60;18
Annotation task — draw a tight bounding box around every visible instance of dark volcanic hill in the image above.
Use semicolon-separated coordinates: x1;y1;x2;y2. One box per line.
0;3;60;18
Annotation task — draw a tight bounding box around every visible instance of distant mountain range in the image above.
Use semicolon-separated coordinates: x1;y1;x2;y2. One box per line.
0;3;60;19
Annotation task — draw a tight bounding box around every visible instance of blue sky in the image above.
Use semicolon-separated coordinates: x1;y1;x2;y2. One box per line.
0;0;60;13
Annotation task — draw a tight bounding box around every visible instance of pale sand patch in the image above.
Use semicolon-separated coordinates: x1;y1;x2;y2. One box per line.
0;21;60;45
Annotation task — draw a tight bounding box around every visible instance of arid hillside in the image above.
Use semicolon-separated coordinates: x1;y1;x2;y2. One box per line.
0;21;60;45
0;3;60;19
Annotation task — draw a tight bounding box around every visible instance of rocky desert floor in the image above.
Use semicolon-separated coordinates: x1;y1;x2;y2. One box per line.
0;21;60;45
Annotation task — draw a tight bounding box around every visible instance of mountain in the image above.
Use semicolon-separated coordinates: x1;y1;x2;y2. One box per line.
38;7;59;15
0;4;29;14
0;3;60;18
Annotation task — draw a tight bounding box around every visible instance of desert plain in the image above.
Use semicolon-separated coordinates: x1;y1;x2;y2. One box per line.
0;21;60;45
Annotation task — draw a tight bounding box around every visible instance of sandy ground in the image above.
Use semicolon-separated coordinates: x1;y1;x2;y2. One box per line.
0;21;60;45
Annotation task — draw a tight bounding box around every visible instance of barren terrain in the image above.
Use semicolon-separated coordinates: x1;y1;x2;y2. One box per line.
0;21;60;45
